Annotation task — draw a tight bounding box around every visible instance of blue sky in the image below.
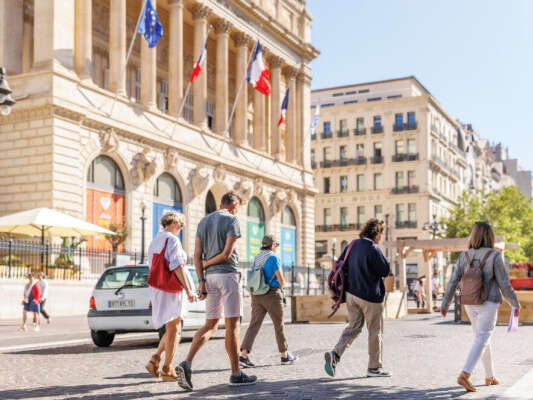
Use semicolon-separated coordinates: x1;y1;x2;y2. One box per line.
307;0;533;170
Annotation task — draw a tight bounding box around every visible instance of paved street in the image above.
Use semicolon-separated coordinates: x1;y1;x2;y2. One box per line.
0;310;532;400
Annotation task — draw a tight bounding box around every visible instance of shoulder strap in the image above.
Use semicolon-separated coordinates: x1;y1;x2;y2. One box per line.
464;251;472;267
478;250;494;271
342;239;357;263
160;238;170;255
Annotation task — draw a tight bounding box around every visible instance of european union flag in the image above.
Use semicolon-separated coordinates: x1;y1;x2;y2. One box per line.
137;0;163;48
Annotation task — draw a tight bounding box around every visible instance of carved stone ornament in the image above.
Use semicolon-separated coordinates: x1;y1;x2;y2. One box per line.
213;164;227;184
270;190;288;215
288;189;297;204
164;148;179;171
99;128;119;154
131;147;157;186
254;178;264;198
234;180;253;202
191;167;210;196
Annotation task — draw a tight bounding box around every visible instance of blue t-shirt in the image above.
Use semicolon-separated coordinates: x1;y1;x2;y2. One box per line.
263;255;281;288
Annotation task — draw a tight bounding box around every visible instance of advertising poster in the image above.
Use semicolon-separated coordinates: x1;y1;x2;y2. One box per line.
86;189;125;250
152;202;182;240
246;221;265;263
281;227;297;268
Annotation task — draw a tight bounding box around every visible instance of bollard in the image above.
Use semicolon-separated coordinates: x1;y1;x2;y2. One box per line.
306;264;310;295
291;265;295;296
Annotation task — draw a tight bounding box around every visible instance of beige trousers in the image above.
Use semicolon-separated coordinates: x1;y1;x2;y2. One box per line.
333;292;384;369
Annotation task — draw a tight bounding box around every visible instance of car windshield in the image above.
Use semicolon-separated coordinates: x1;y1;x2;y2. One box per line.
96;267;149;289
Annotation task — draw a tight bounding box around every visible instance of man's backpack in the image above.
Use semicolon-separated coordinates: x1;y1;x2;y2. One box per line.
327;239;356;317
246;252;276;296
460;250;495;305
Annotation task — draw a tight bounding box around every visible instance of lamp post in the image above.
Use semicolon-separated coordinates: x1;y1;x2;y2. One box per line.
422;214;447;273
331;237;337;263
0;67;16;116
385;213;390;260
140;203;147;264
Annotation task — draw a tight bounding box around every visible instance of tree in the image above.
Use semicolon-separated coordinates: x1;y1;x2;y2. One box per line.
442;186;533;262
105;222;128;265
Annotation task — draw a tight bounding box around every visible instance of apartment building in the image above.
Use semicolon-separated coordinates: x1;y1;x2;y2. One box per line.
0;0;319;267
311;76;503;282
492;143;532;198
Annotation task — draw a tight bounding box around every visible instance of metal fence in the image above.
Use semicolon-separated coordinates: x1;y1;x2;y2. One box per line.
0;239;140;281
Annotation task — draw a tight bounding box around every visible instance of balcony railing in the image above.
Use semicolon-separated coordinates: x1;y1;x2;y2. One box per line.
311;133;317;140
311;161;317;169
391;185;419;194
320;160;332;168
371;155;384;164
371;126;383;134
318;157;368;168
392;153;419;162
337;129;349;138
395;220;417;229
393;124;404;132
316;223;362;232
405;122;418;130
354;127;366;136
320;131;333;139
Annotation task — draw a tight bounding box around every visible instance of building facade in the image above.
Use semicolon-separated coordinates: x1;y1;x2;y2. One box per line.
0;0;319;267
492;143;532;198
311;76;515;284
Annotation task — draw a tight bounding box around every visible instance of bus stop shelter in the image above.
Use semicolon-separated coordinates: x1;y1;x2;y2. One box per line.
383;236;518;313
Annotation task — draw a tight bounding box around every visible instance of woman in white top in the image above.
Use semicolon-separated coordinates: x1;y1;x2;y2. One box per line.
145;211;195;381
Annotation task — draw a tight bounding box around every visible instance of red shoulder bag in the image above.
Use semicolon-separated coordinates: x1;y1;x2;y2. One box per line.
147;238;183;293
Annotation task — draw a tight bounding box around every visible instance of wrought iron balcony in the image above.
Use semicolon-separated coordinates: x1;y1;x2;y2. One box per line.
337;129;349;138
371;126;383;134
316;223;362;232
405;122;418;130
354;127;366;136
391;185;420;194
392;153;419;162
311;133;317;140
311;161;317;169
393;124;404;132
371;155;384;164
320;131;333;139
395;220;417;229
320;160;333;168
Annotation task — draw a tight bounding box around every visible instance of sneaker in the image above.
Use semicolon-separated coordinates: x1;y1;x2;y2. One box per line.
229;372;257;386
239;355;256;368
47;318;51;324
33;325;40;332
281;352;299;365
176;361;193;392
367;368;392;377
18;326;27;332
324;351;339;377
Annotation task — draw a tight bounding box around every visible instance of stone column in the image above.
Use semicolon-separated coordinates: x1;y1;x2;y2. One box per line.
0;0;23;74
109;0;126;94
141;0;157;109
21;3;33;73
74;0;92;80
285;68;297;164
168;0;184;117
191;4;210;128
298;72;312;169
232;32;250;145
34;0;75;71
214;19;231;135
269;56;283;157
253;89;266;151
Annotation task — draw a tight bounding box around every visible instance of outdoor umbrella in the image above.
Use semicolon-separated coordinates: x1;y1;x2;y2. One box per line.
0;207;116;242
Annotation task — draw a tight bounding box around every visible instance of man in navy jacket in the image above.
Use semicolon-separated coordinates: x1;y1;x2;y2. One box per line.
324;219;391;378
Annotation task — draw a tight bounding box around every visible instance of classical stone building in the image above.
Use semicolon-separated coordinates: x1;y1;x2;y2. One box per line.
0;0;319;268
310;76;516;285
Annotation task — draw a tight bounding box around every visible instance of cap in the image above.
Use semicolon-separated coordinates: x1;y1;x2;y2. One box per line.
261;234;279;247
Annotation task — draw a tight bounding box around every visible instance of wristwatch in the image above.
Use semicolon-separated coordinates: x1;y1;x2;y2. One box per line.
200;278;207;283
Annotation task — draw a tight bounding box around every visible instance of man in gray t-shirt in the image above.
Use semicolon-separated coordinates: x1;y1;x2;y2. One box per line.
177;191;257;390
196;209;241;275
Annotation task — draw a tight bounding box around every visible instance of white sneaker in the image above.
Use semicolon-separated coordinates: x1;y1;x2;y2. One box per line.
19;326;27;332
33;325;40;332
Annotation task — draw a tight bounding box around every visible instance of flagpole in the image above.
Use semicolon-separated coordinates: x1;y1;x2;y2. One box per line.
108;0;147;116
224;41;257;139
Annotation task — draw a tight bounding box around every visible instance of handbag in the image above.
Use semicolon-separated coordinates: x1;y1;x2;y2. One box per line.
147;238;183;293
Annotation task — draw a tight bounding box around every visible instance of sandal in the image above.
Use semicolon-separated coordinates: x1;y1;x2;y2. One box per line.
161;365;178;382
457;371;477;392
486;377;500;386
146;354;161;378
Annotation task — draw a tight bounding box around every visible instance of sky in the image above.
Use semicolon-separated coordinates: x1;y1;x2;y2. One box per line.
307;0;533;171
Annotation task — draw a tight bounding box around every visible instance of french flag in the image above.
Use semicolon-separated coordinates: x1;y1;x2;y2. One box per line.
247;41;271;96
278;89;289;126
189;41;207;83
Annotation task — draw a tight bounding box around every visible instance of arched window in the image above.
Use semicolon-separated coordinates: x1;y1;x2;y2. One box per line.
247;197;265;223
87;155;124;192
153;173;182;206
205;191;216;215
281;206;296;226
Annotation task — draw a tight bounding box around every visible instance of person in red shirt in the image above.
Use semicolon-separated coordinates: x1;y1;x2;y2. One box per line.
20;273;42;332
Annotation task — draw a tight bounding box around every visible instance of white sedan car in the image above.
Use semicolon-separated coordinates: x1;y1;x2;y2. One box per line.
88;264;205;347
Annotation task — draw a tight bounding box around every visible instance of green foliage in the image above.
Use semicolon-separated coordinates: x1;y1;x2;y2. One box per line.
105;222;128;253
442;186;533;262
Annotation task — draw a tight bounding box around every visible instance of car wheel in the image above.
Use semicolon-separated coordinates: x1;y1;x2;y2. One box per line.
91;330;115;347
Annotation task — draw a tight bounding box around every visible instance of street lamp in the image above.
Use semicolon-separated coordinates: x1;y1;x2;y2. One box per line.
140;202;147;264
0;67;16;116
422;214;446;240
331;237;337;263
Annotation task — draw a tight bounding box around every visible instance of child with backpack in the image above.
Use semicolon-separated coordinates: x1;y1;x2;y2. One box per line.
441;222;520;393
239;235;298;367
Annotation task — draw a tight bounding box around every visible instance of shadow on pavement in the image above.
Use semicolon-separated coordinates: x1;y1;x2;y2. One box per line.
0;377;467;400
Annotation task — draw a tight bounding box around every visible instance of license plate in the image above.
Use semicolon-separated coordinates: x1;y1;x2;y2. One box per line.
108;299;135;308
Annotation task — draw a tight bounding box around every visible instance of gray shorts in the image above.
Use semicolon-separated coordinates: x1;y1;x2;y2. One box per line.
205;273;241;319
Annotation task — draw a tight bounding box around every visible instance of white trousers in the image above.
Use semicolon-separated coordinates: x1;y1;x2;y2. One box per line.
463;301;499;378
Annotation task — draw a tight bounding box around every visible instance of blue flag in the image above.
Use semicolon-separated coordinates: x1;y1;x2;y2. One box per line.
137;0;163;48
